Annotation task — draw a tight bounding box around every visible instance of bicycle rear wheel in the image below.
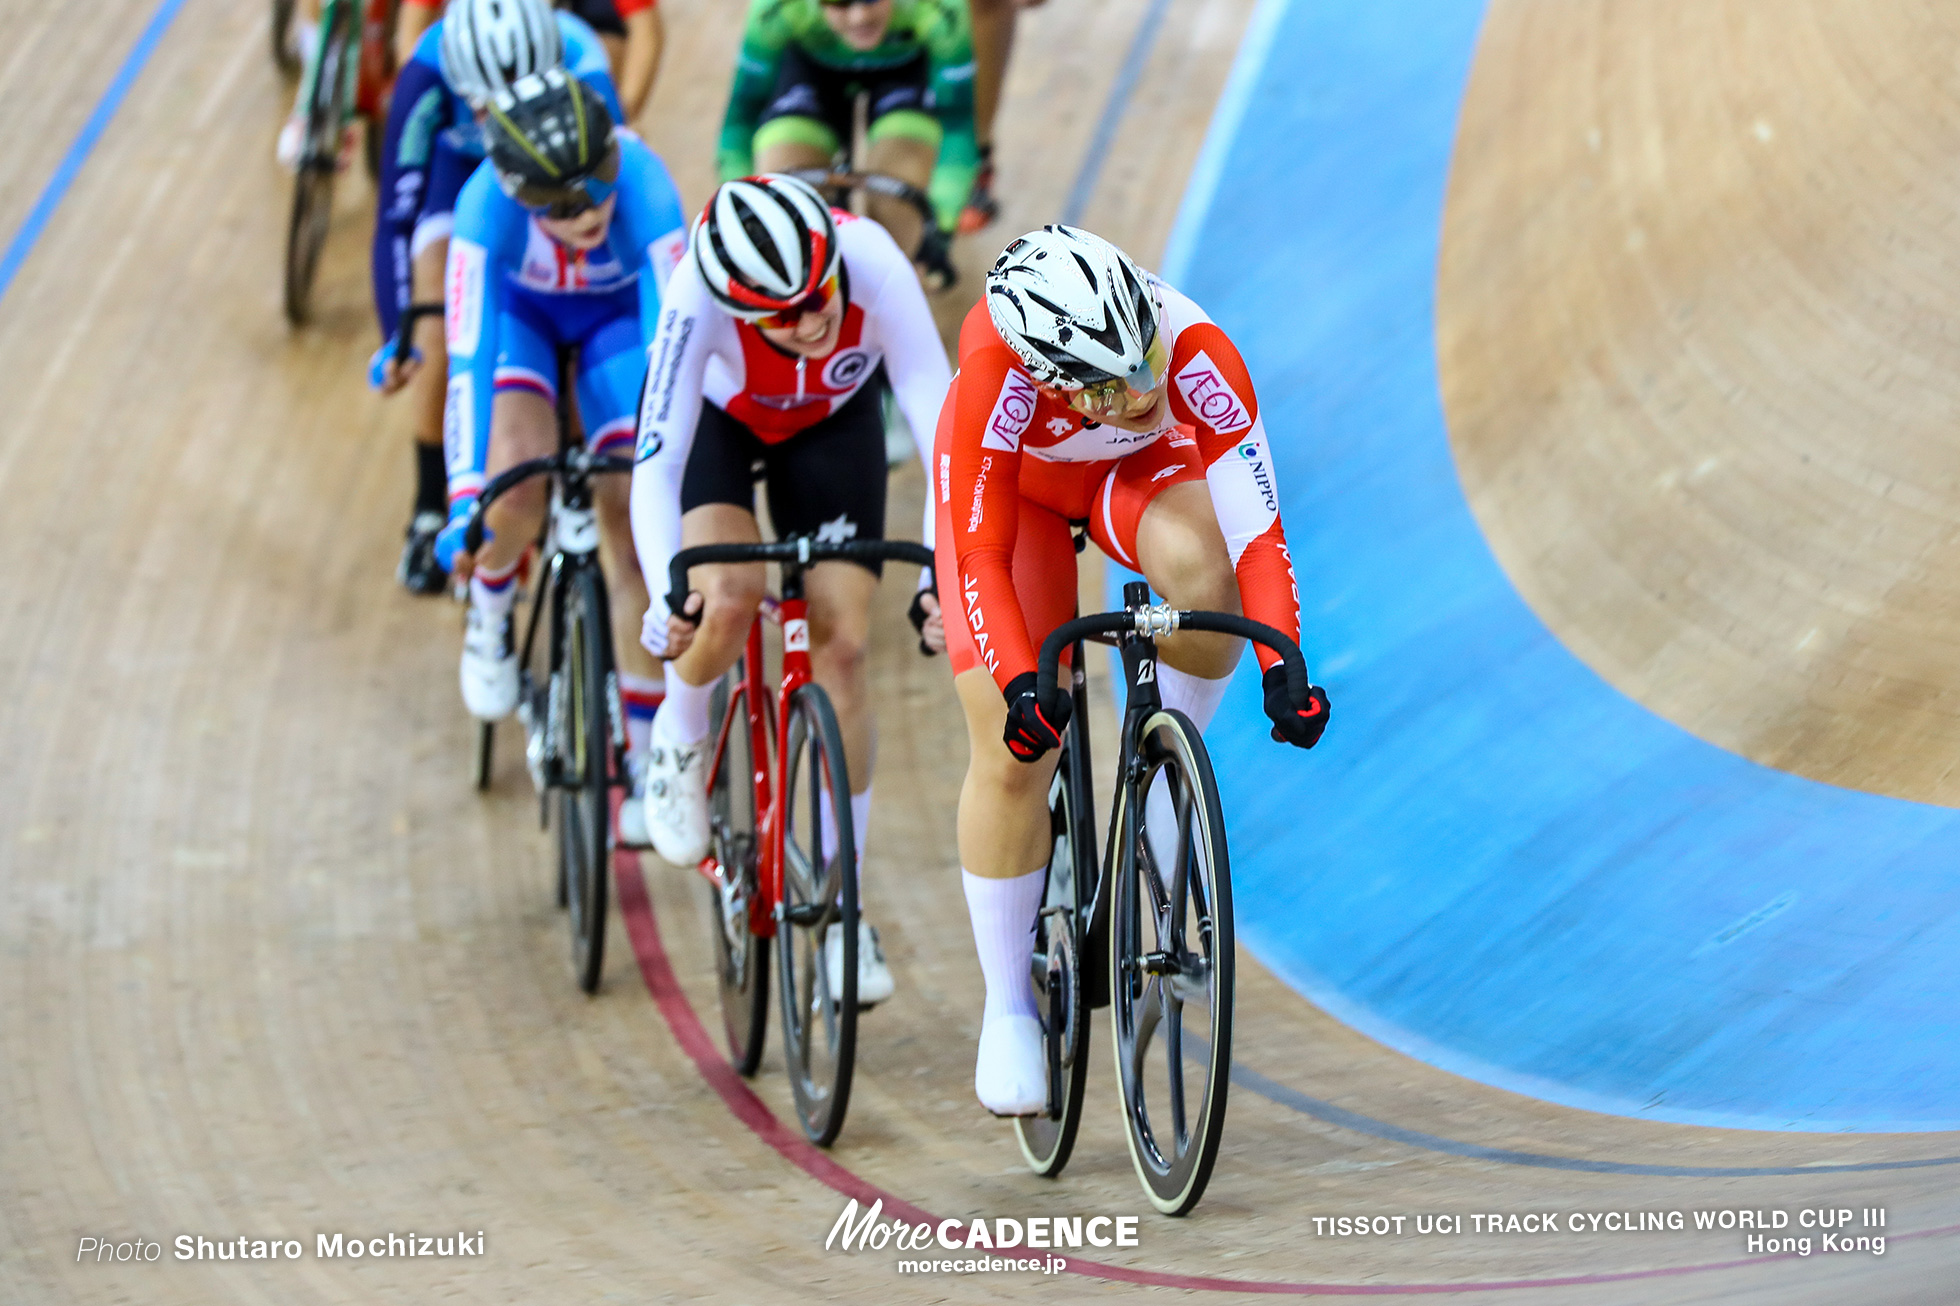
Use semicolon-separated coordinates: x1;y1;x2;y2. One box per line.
776;683;856;1145
557;565;611;994
1111;708;1233;1216
1015;731;1094;1177
707;660;769;1074
284;11;352;325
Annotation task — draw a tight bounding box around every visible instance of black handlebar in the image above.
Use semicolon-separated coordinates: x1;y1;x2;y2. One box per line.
783;169;956;291
392;301;443;365
665;538;935;625
1035;609;1316;711
459;451;635;553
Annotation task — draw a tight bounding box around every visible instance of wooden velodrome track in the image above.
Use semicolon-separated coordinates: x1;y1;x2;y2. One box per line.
3;0;1959;1301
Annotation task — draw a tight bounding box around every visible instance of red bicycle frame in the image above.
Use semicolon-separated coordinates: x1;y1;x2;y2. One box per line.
697;594;819;941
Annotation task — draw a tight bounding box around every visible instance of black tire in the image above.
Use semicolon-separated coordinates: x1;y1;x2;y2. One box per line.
1015;730;1095;1177
474;721;494;791
271;0;300;74
283;6;353;325
707;661;769;1075
776;683;856;1145
1111;708;1233;1216
558;565;612;994
363;112;383;182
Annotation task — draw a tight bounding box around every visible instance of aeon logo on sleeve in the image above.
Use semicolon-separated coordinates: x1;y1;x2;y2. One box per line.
982;371;1038;452
1173;352;1252;434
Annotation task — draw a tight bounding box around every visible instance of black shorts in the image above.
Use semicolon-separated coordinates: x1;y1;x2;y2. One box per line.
563;0;625;38
756;45;933;143
679;375;891;575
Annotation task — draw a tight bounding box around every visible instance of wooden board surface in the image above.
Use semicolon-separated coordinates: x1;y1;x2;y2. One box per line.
3;0;1958;1300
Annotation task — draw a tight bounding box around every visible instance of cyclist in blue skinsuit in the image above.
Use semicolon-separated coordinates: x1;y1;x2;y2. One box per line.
432;68;687;846
370;0;620;597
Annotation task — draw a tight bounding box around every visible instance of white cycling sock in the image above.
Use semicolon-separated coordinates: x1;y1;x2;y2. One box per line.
963;867;1044;1020
619;670;664;764
469;558;520;621
1145;667;1231;891
652;667;713;748
820;785;874;902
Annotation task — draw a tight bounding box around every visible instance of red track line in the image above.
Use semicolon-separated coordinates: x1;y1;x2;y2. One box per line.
613;857;1952;1295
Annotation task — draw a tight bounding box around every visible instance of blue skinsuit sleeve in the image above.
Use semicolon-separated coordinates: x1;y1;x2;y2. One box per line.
558;12;625;123
370;51;454;342
442;168;523;507
610;139;689;344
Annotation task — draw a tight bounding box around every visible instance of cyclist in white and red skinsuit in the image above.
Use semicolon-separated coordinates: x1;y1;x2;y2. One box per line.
630;174;950;1006
932;224;1330;1116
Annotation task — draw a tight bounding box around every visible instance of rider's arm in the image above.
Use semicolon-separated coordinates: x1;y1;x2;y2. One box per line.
922;0;979;232
614;0;664;122
441;172;523;514
716;0;790;181
609;137;689;324
1164;313;1301;673
559;11;628;124
848;219;950;547
369;47;452;343
945;348;1043;690
628;263;733;634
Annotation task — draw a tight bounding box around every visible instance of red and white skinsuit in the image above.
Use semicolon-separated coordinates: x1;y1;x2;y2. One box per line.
934;277;1300;692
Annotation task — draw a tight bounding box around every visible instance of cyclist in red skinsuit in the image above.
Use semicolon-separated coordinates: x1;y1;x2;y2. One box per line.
929;225;1329;1117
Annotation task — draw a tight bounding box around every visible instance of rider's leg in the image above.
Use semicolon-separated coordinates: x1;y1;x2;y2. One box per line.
863;120;940;262
752;117;840;178
400;240;450;593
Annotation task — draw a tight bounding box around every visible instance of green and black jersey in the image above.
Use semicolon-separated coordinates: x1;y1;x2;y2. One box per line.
718;0;977;230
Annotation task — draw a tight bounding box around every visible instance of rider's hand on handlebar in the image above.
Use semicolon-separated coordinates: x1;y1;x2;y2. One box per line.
908;586;946;656
1002;670;1071;762
642;591;704;660
434;499;482;578
1263;664;1330;749
368;342;423;396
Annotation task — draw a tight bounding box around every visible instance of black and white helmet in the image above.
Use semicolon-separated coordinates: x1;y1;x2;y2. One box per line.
985;225;1162;389
691;175;841;318
440;0;563;110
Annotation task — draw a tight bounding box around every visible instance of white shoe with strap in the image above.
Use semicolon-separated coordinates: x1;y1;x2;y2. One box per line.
642;736;709;865
974;1012;1047;1117
459;607;518;721
823;920;896;1008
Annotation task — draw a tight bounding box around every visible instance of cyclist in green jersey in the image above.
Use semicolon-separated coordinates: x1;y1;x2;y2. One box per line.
718;0;976;272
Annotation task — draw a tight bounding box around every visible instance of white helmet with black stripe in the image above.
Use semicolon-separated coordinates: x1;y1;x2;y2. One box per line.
440;0;563;110
691;174;841;318
985;225;1162;390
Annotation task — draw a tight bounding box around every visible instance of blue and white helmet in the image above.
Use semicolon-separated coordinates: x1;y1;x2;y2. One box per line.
984;225;1161;389
440;0;563;109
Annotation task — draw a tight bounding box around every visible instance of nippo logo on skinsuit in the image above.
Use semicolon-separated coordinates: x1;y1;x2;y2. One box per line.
446;241;486;358
822;349;874;390
982;371;1038;452
1174;351;1252;434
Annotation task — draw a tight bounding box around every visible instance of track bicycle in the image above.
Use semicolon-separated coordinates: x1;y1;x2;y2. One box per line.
666;536;935;1146
282;0;398;323
1016;580;1320;1216
785;166;957;292
456;348;634;995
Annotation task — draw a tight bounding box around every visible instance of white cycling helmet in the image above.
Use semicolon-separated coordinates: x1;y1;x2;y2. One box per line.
985;225;1162;390
692;174;841;318
440;0;563;110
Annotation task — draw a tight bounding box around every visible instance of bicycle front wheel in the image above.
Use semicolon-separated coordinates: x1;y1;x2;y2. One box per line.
1111;708;1233;1216
776;683;856;1146
1015;732;1094;1177
556;565;612;994
707;659;768;1074
271;0;299;73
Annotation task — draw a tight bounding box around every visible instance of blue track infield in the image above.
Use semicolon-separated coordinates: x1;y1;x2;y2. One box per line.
1146;0;1960;1132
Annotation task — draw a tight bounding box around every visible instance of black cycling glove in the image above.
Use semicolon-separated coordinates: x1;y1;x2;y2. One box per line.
1263;664;1330;749
907;583;938;657
1002;671;1073;762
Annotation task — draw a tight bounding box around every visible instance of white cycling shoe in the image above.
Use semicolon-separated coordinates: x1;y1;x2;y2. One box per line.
642;737;709;865
616;754;650;849
823;921;895;1007
459;608;518;721
974;1012;1047;1117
